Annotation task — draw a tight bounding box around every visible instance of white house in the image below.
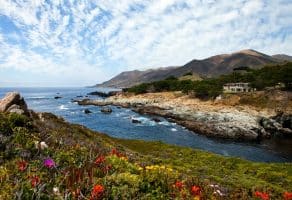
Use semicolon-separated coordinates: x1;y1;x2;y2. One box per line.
223;82;252;93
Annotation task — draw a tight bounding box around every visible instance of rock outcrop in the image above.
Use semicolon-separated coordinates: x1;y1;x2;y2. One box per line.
100;107;112;113
0;92;28;115
259;113;292;137
74;92;292;141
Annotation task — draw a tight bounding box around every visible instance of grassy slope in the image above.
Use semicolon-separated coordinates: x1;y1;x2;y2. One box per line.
0;112;291;199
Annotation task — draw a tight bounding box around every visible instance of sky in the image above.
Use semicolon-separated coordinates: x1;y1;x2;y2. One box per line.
0;0;291;87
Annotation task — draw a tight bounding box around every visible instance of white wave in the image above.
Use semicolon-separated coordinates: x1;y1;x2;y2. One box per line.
131;116;156;126
59;105;69;110
171;128;177;132
158;121;171;126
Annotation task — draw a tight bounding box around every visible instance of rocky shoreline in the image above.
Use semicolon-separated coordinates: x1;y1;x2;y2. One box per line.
74;92;292;141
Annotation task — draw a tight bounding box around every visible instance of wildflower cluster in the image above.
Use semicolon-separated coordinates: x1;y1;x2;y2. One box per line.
0;112;291;199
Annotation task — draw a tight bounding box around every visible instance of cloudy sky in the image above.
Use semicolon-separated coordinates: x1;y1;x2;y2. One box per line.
0;0;291;87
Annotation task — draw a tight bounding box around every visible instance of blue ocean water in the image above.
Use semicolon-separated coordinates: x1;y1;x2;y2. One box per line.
0;87;291;162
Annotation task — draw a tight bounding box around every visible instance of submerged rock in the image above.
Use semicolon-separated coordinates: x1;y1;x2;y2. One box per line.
132;119;142;123
84;109;92;114
101;107;112;113
54;96;62;99
152;118;161;123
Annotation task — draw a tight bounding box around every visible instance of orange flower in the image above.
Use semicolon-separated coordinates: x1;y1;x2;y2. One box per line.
174;181;184;190
30;176;40;188
254;191;269;200
95;155;105;166
284;192;292;200
17;160;28;172
191;185;201;196
91;184;104;199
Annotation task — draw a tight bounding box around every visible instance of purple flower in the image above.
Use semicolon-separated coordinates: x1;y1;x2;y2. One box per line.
43;158;55;168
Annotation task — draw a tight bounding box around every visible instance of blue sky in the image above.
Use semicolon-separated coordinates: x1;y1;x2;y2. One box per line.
0;0;291;87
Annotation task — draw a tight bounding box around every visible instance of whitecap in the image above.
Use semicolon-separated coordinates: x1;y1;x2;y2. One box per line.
171;128;177;132
131;116;156;126
59;105;69;110
158;121;171;126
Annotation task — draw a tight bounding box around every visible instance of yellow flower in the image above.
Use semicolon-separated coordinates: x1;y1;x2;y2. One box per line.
137;167;143;171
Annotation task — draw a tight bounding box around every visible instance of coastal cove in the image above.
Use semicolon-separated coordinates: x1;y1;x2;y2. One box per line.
0;87;291;162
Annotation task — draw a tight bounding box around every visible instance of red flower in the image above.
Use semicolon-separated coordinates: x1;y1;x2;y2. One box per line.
91;184;104;199
95;155;105;166
174;181;184;190
111;148;118;155
17;160;28;172
254;191;269;200
30;176;40;188
284;192;292;200
191;185;201;196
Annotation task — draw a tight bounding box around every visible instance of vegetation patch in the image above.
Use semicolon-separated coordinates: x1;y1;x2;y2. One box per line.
0;112;291;199
127;62;292;99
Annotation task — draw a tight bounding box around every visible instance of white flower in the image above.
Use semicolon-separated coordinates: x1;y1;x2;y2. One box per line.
34;141;39;149
214;189;224;196
53;187;59;194
40;141;48;150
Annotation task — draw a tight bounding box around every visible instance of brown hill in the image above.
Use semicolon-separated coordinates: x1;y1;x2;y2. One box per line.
96;49;288;88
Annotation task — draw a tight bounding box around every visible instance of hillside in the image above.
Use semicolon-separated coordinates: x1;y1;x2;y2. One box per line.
273;54;292;62
96;49;289;88
96;66;179;88
0;93;291;199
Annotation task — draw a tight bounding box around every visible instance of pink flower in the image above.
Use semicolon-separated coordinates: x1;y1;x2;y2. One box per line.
43;158;55;168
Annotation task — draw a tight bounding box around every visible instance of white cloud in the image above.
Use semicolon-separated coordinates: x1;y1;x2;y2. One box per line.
0;0;291;86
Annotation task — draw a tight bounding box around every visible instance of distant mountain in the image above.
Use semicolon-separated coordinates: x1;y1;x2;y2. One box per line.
272;54;292;62
96;49;289;88
96;66;179;88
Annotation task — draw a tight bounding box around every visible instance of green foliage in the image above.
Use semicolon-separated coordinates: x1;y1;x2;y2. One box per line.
127;62;292;99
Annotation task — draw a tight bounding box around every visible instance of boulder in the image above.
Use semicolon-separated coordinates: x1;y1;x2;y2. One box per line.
0;92;28;114
84;109;92;114
259;116;292;137
101;107;112;113
152;118;161;122
132;119;142;123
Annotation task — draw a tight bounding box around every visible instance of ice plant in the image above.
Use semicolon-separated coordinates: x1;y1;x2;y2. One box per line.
43;158;55;168
254;191;270;200
95;155;105;166
30;176;40;188
91;184;104;199
191;185;201;196
17;160;28;172
174;181;184;190
284;192;292;200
